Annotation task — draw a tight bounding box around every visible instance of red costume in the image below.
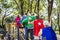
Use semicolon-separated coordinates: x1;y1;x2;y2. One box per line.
15;16;22;28
34;18;44;36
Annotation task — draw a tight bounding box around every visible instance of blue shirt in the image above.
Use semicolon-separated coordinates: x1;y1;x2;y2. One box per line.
21;15;28;21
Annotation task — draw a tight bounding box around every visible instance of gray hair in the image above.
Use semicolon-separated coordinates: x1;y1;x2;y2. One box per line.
44;20;49;26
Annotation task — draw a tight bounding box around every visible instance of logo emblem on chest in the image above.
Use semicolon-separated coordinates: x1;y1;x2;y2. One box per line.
38;22;41;26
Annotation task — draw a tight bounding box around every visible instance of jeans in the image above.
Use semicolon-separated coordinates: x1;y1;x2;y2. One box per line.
24;27;34;40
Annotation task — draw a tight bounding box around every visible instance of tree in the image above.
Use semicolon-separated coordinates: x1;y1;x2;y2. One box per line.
13;0;24;16
48;0;53;22
0;0;15;26
29;0;33;14
56;0;60;34
37;0;40;15
20;0;24;16
0;9;2;13
57;11;60;34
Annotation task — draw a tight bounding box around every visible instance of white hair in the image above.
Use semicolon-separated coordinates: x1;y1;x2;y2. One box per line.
44;20;49;26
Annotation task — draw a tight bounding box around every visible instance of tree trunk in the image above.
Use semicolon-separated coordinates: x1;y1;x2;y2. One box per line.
48;0;53;27
30;0;33;14
14;0;21;14
2;17;4;26
34;0;37;13
2;10;6;26
1;14;6;40
27;0;30;13
57;13;60;34
34;4;37;13
48;0;53;22
37;0;40;16
57;3;60;34
59;25;60;34
20;0;24;16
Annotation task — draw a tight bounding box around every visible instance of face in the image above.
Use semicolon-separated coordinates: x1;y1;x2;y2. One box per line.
44;21;49;27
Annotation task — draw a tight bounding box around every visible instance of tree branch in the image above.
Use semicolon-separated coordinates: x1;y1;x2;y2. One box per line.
5;10;14;17
14;0;20;10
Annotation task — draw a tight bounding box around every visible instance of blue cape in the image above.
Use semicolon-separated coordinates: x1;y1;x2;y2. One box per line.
42;27;57;40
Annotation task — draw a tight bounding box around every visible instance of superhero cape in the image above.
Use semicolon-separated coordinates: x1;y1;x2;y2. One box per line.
42;27;57;40
22;17;28;26
22;16;36;28
21;15;28;26
34;19;44;36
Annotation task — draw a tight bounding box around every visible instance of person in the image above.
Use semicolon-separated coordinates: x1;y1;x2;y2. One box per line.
21;13;28;27
21;13;28;21
22;13;36;40
34;15;44;40
21;13;28;40
15;15;22;40
15;15;22;28
42;20;57;40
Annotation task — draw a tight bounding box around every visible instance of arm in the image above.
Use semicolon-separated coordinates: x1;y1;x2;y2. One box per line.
28;21;34;24
38;29;42;36
22;18;28;25
28;16;36;24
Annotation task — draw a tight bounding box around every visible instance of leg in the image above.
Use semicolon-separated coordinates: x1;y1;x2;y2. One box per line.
30;29;34;40
17;27;20;40
24;27;29;40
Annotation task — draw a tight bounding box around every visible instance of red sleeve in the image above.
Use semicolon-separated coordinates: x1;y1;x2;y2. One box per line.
20;23;23;27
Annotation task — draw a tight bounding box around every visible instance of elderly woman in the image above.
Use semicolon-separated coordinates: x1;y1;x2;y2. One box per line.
38;20;57;40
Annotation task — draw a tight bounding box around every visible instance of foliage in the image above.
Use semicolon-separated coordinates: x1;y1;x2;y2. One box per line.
0;0;60;31
5;16;14;23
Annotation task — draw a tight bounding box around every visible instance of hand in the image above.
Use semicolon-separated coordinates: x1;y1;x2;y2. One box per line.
21;24;23;27
28;21;34;24
30;21;34;24
28;21;31;24
38;29;42;36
